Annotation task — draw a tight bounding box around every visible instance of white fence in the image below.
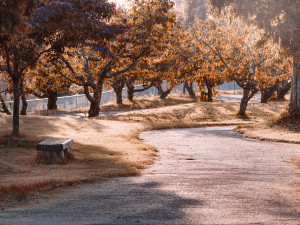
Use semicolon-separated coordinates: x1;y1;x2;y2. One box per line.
2;82;240;112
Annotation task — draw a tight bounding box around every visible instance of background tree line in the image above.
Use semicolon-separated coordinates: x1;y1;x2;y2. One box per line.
0;0;298;136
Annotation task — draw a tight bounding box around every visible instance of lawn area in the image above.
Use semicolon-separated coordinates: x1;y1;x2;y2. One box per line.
0;93;298;208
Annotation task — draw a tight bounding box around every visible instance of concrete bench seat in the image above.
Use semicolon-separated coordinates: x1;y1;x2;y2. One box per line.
36;138;74;163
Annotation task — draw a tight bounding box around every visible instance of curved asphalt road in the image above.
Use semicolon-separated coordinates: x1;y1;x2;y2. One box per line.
1;127;300;225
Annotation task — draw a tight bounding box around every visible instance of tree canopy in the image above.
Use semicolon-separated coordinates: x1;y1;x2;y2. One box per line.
0;0;37;33
210;0;300;116
210;0;300;61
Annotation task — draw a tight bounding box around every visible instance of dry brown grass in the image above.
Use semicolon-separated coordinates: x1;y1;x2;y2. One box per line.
0;94;294;208
102;100;285;124
235;110;300;144
0;115;155;207
0;180;81;207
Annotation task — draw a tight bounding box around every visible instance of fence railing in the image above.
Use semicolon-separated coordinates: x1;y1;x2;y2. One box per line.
1;82;240;112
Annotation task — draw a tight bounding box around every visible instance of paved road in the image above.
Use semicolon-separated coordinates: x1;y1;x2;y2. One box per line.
1;127;300;225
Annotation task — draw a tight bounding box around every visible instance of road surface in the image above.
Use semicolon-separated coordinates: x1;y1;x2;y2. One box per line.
0;127;299;224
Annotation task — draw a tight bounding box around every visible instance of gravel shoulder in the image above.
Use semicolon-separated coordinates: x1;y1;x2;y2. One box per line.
1;126;299;225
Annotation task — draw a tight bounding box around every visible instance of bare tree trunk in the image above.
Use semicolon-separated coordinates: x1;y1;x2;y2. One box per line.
88;87;103;117
260;81;279;103
260;92;269;104
47;91;58;110
185;82;197;99
12;77;20;136
115;88;123;104
261;89;275;103
127;83;135;101
289;59;300;116
277;81;291;100
11;48;21;136
160;89;172;99
207;85;213;102
238;88;257;116
88;88;102;117
156;83;172;99
156;83;163;96
85;79;104;117
88;99;100;117
113;78;125;104
20;79;27;115
20;95;27;115
0;96;11;115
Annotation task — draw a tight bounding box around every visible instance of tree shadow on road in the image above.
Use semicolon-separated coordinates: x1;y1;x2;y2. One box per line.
0;180;205;225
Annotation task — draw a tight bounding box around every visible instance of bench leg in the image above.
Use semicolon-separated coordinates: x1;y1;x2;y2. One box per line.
39;150;65;163
64;147;71;158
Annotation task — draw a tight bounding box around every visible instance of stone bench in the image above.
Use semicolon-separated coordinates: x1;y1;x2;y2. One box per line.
36;138;74;163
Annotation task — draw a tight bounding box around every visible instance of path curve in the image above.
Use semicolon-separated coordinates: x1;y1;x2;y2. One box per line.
1;127;300;225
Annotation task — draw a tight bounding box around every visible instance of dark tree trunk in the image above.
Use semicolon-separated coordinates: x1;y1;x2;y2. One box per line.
47;91;58;110
160;89;172;99
11;48;21;136
185;82;197;99
260;81;279;103
156;83;172;99
207;86;213;102
238;88;257;116
260;92;269;104
20;95;27;115
88;86;103;117
277;81;291;101
12;77;20;136
289;60;300;116
183;83;187;94
156;83;163;96
85;78;104;117
0;96;11;115
115;87;123;104
239;89;249;116
113;78;125;104
88;99;100;117
20;79;27;115
127;83;135;101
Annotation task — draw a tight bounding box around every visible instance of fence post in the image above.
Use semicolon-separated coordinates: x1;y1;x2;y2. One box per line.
234;82;236;94
75;94;78;109
42;98;45;110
